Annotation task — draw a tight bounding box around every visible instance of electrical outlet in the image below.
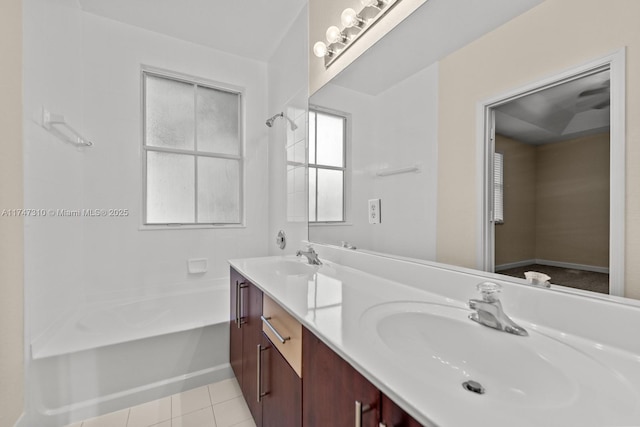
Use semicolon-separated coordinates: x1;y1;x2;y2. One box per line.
368;199;381;224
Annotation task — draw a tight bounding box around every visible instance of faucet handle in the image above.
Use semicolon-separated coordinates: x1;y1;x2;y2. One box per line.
477;282;501;302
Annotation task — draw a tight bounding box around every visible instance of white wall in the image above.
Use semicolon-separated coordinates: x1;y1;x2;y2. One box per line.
0;0;24;424
370;64;438;260
309;63;439;260
267;6;310;256
23;0;86;346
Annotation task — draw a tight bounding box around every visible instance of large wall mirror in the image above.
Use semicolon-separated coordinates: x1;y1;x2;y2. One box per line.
308;0;635;300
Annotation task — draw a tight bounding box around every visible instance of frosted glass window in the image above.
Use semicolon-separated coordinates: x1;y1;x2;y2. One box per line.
317;169;344;222
143;70;243;226
145;75;195;150
146;151;195;223
316;112;344;167
197;86;240;155
198;157;240;223
308;109;347;223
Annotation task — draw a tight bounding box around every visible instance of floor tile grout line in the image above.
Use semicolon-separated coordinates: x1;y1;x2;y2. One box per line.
207;386;219;427
211;394;244;408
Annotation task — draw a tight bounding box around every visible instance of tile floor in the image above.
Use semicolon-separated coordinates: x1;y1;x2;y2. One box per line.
64;378;256;427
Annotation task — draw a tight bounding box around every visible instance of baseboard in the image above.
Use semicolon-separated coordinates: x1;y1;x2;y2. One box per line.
495;259;537;271
535;259;609;274
496;259;609;274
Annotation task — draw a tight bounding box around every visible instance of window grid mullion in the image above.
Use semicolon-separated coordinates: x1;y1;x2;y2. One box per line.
142;145;241;161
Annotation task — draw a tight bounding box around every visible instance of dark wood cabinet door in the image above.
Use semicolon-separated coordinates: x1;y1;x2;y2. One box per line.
261;333;302;427
302;327;379;427
229;268;244;382
241;281;264;426
380;394;423;427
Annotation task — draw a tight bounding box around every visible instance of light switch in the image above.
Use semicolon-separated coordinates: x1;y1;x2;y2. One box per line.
368;199;381;224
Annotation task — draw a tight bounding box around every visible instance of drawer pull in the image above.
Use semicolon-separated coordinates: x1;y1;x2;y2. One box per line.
355;400;373;427
257;344;269;402
261;315;291;344
235;281;247;328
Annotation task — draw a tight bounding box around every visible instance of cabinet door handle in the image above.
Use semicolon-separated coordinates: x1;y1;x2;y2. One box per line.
235;281;247;329
261;315;291;344
355;400;373;427
257;344;269;402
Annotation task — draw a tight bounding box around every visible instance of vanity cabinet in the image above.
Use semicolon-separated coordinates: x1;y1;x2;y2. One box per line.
230;267;263;425
302;327;423;427
230;269;302;427
302;327;380;427
380;394;423;427
259;333;302;427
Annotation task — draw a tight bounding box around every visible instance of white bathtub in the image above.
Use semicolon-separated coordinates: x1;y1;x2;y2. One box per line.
27;280;233;427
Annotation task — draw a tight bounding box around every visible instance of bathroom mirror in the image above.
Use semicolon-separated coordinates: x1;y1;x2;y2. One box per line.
308;0;632;299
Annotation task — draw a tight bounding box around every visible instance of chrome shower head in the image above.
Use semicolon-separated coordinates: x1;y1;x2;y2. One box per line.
265;112;298;131
265;112;284;128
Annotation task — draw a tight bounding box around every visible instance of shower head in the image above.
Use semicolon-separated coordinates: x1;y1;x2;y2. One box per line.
265;112;284;128
265;112;298;131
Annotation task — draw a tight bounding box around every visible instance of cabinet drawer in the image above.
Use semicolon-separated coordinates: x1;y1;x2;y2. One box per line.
262;295;302;377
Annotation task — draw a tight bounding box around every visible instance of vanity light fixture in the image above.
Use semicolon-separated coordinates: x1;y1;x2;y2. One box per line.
313;41;332;58
341;8;364;28
326;26;347;44
312;0;401;67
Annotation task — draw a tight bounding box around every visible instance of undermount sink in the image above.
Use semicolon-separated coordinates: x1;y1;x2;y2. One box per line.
273;259;317;276
359;301;639;416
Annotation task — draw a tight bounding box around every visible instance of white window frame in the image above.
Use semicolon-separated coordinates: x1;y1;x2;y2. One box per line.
140;66;245;230
308;107;350;224
493;152;504;224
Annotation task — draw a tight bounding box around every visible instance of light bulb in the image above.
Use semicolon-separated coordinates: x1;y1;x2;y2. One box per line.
341;8;361;28
360;0;379;7
325;26;344;44
313;41;329;58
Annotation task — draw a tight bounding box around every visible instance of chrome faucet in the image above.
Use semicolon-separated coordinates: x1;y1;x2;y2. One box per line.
296;247;322;265
468;282;528;337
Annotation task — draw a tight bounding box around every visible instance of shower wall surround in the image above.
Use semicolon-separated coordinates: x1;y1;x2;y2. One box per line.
23;0;271;424
267;6;309;256
24;1;270;344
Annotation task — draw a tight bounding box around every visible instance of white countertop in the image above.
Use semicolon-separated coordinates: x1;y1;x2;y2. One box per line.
229;254;640;427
